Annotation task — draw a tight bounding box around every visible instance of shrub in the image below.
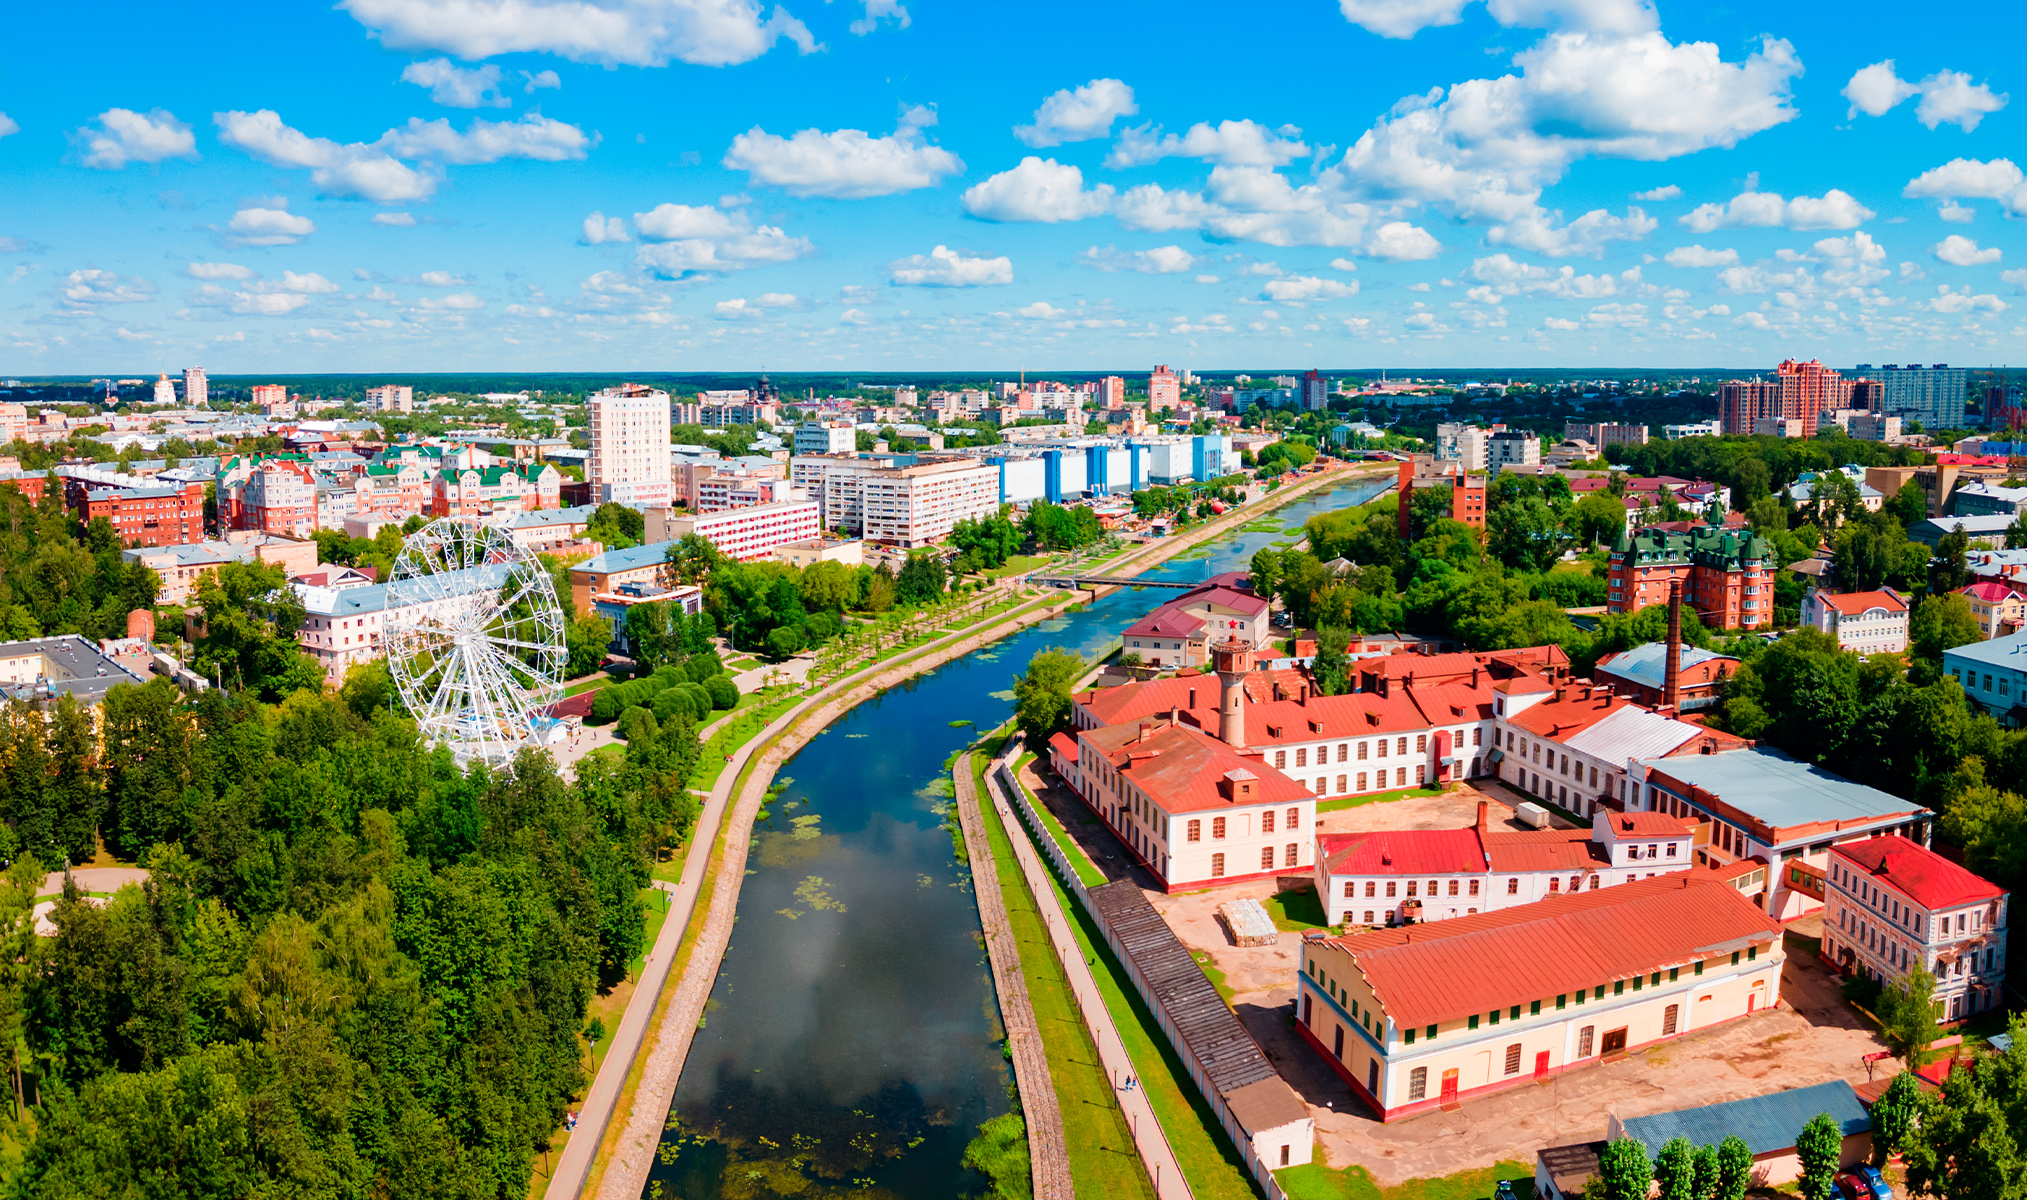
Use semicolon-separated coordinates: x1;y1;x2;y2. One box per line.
682;653;720;683
705;675;739;710
680;682;712;716
589;688;624;725
615;706;658;743
652;664;686;688
651;687;697;724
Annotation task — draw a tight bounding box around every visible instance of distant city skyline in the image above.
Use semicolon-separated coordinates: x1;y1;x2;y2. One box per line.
3;0;2022;373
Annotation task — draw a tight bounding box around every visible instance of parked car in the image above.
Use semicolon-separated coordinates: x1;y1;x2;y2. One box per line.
1836;1166;1893;1200
1492;1181;1521;1200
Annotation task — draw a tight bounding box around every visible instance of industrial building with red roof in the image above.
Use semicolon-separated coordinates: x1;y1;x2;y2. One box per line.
1820;834;2008;1023
1297;872;1786;1120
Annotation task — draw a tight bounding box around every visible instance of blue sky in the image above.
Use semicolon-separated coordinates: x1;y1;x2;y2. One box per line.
3;0;2023;375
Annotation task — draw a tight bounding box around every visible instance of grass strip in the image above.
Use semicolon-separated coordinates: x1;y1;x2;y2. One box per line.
1274;1159;1535;1200
971;756;1156;1200
1317;784;1450;814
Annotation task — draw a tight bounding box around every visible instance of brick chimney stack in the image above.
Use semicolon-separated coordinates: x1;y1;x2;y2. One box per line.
1664;580;1683;711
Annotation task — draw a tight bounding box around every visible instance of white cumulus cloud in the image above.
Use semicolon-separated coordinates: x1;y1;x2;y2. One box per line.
340;0;820;67
1106;119;1309;169
1079;245;1197;274
0;114;17;139
850;0;907;35
1488;206;1656;257
374;212;418;226
1015;301;1063;319
223;204;317;247
723;109;962;198
630;202;814;278
582;211;630;243
1934;235;2001;266
184;261;256;280
76;108;198;169
62;269;157;305
216;109;590;203
887;245;1012;287
1842;60;2007;130
1903;158;2027;215
1663;244;1738;267
401;58;509;107
1015;78;1137;147
1679;186;1874;232
1632;184;1681;201
1262;275;1358;301
962;158;1114;223
1917;286;2006;314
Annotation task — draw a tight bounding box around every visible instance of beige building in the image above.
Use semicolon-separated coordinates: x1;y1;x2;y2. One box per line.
1800;587;1908;654
1822;834;2008;1023
588;384;672;505
123;533;319;604
775;538;865;568
859;459;999;547
366;384;414;414
1296;872;1785;1121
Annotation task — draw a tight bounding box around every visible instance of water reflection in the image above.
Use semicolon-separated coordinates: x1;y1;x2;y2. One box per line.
643;477;1387;1199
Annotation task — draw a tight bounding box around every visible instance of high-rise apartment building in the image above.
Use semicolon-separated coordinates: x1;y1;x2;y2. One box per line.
251;384;288;409
1486;429;1540;472
1436;423;1489;471
182;367;208;408
794;422;856;455
1718;378;1774;435
1098;376;1126;409
1300;369;1329;411
365;385;414;414
588;383;672;505
1854;364;1969;430
1148;365;1181;411
1775;359;1847;436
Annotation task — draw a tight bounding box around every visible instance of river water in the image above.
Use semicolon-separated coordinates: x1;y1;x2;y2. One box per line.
641;476;1389;1200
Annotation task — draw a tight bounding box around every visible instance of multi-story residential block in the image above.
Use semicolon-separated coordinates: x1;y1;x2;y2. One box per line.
1098;376;1126;409
1148;365;1181;411
1959;581;2027;639
1821;835;2007;1022
1633;745;1933;919
1486;429;1539;472
428;462;561;518
218;454;320;536
588;383;672;505
1944;631;2027;725
1854;363;1968;430
251;384;288;409
1450;476;1485;528
1605;523;1774;628
1435;423;1489;471
60;467;206;546
123;533;318;604
1295;872;1785;1121
1300;369;1328;411
365;384;413;413
660;498;821;562
1800;587;1908;654
182;367;208;408
1719;378;1775;435
1314;803;1698;927
567;541;681;615
857;459;1000;546
1563;422;1649;448
794;422;855;455
1774;359;1847;436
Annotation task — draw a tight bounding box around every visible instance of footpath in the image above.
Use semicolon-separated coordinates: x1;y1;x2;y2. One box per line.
981;738;1191;1199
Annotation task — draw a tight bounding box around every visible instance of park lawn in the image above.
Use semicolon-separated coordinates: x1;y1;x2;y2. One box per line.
1018;823;1258;1200
986;553;1052;579
1275;1158;1535;1200
563;671;624;697
1318;783;1450;814
971;758;1156;1200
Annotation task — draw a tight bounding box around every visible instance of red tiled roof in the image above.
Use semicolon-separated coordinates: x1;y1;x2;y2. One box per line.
1327;872;1783;1029
1818;590;1907;616
1124;607;1206;638
1605;812;1700;838
1319;829;1487;876
1493;673;1556;696
1506;687;1630;740
1081;721;1312;815
1832;835;2004;911
1048;731;1079;763
1172;584;1270;618
1361;645;1568;685
1959;581;2021;603
1074;669;1299;729
1248;691;1430;742
1481;826;1608;872
1404;676;1498;724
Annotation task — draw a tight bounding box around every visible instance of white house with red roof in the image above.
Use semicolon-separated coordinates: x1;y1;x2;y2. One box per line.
1121;605;1206;669
1314;803;1699;927
1821;835;2008;1022
1119;579;1270;669
1800;587;1908;654
1959;580;2027;640
1491;678;1749;818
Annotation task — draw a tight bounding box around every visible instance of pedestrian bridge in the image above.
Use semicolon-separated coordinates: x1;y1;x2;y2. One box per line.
1029;575;1198;591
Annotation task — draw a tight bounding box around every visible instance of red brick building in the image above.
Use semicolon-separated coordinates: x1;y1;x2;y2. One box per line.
1606;522;1775;629
1450;476;1485;528
73;478;204;546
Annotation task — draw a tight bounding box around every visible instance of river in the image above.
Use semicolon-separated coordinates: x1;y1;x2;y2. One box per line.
641;475;1390;1200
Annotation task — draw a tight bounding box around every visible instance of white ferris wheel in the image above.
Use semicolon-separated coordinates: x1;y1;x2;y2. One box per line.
385;517;566;768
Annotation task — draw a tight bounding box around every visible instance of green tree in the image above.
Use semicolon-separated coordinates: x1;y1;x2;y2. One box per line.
1876;968;1941;1068
1930;526;1972;594
1311;628;1353;696
895;551;947;605
1887;480;1928;527
1910;593;1983;666
1595;1136;1654;1200
1013;648;1084;748
1652;1136;1697;1200
1902;1017;2027;1199
567;610;612;678
1573;490;1629;547
99;678;196;859
1869;1070;1923;1165
1487;495;1574;572
1691;1143;1721;1200
1714;1135;1754;1200
1795;1112;1843;1200
665;532;722;585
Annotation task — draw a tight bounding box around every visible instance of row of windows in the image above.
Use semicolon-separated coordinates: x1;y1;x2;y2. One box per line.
1270;728;1486;771
1204;848;1296;876
1182;808;1303;842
